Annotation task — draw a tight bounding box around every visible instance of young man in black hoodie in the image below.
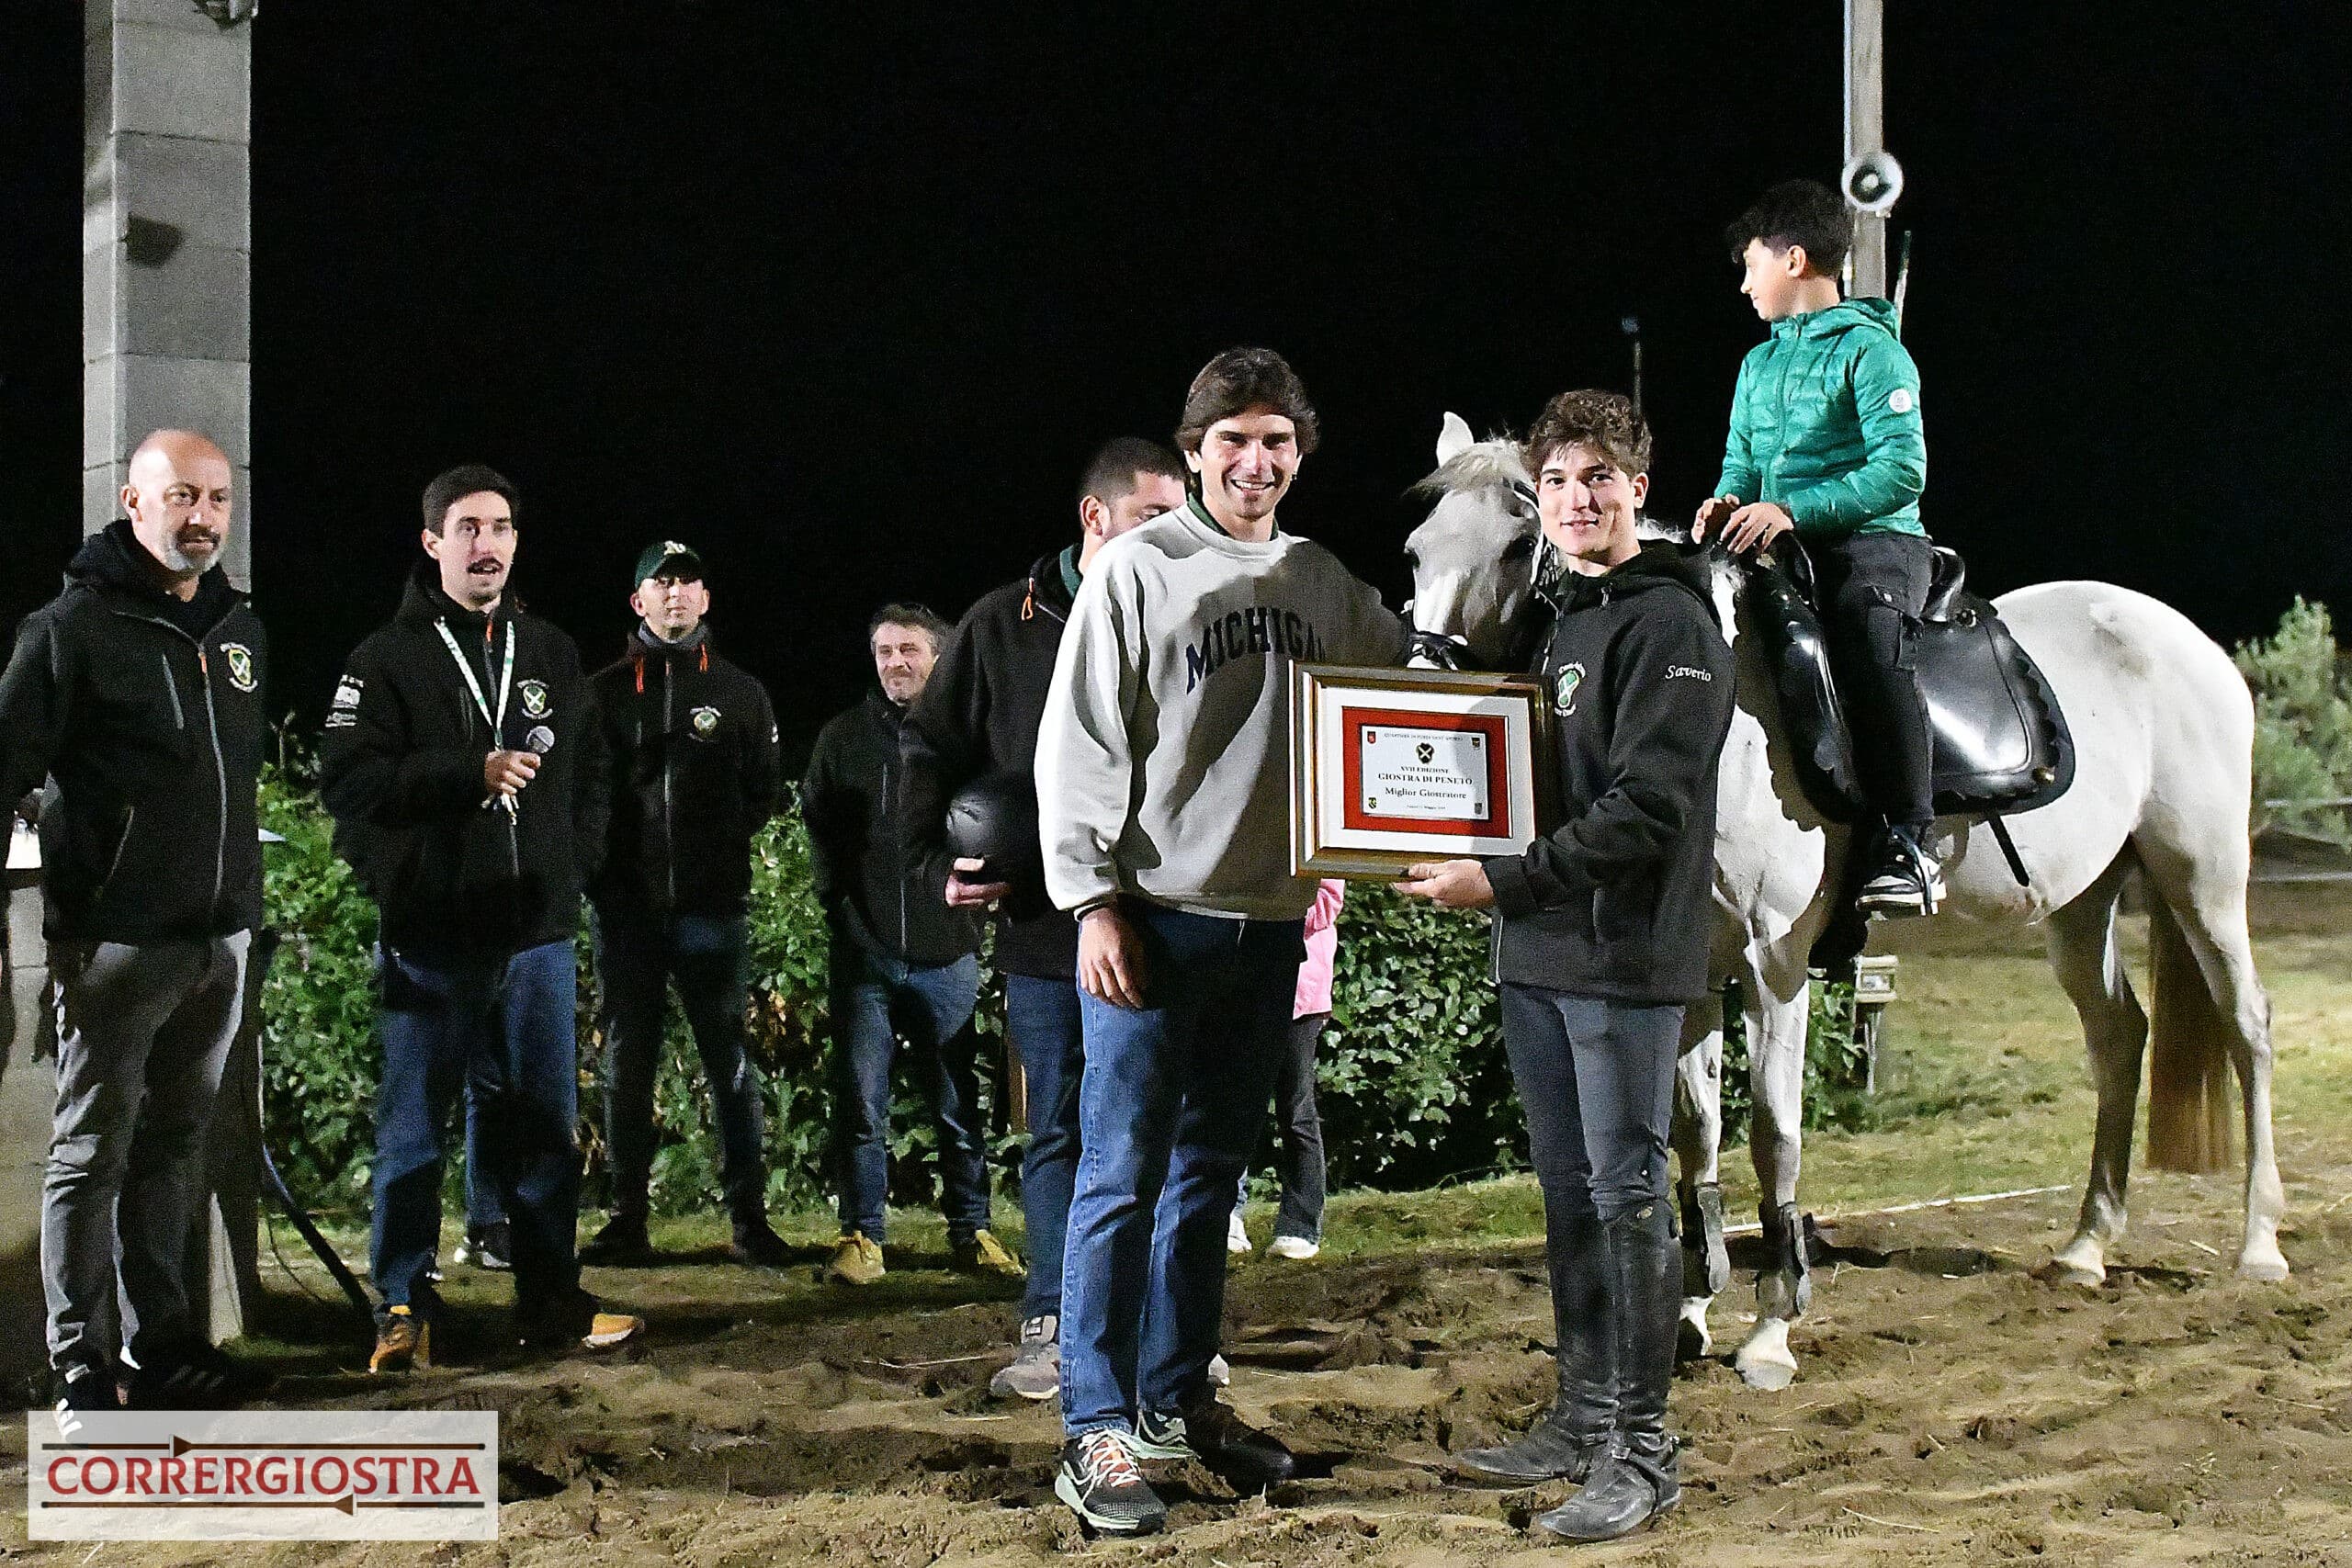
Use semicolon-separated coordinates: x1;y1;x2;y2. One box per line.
803;604;1021;1287
1;430;266;1411
322;465;641;1371
581;540;787;1267
1397;391;1734;1543
900;438;1188;1398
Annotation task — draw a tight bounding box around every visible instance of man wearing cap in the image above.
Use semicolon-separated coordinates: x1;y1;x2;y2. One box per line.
580;542;787;1267
322;464;641;1371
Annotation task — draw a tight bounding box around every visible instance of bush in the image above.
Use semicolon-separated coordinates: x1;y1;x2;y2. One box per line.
254;755;1865;1218
2235;598;2352;847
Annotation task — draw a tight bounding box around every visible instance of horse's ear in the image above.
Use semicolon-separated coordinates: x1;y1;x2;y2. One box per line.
1436;412;1475;468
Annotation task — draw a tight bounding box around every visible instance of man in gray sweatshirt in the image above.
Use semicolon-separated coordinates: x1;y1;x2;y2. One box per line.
1035;348;1406;1535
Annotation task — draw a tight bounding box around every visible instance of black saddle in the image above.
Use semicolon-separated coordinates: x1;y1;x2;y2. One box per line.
1750;542;2075;825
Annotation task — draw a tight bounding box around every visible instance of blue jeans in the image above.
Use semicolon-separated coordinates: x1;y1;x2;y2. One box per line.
371;942;584;1323
1059;906;1304;1436
594;908;767;1222
828;943;990;1244
1498;984;1680;1224
464;1065;503;1229
1007;974;1084;1319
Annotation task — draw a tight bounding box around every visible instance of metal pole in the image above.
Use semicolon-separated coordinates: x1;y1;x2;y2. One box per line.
1844;0;1888;299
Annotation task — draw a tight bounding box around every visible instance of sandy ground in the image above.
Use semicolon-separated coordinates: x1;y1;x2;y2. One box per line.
6;894;2350;1565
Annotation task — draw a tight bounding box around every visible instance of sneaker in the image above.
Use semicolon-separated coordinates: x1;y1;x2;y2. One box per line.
727;1217;792;1268
1227;1209;1252;1254
1267;1234;1320;1260
515;1303;647;1354
1134;1399;1296;1490
952;1228;1027;1280
370;1305;432;1374
457;1221;513;1271
1055;1430;1165;1536
126;1342;266;1410
581;1213;651;1265
828;1231;885;1286
1207;1352;1231;1388
989;1314;1060;1401
578;1312;646;1352
54;1364;119;1413
1857;827;1946;917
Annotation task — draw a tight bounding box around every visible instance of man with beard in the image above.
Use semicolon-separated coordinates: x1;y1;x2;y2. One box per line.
900;438;1188;1398
1;431;268;1411
322;465;641;1371
1036;349;1408;1534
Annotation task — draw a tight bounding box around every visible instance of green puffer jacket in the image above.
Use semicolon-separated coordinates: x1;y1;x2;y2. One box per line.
1714;296;1927;539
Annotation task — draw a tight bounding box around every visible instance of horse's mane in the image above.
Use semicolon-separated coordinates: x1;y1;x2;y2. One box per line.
1410;436;1531;499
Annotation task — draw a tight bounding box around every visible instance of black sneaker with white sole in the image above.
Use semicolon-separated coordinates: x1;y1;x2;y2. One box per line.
457;1221;514;1271
54;1363;119;1413
1856;825;1946;917
1133;1399;1296;1491
1055;1430;1165;1536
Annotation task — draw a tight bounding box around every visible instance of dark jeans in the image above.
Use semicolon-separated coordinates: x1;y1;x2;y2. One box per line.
1237;1011;1329;1242
371;941;584;1323
1008;973;1084;1319
464;1066;503;1229
43;932;250;1375
1811;529;1934;833
828;942;990;1244
594;907;767;1223
1060;906;1304;1436
1498;984;1679;1225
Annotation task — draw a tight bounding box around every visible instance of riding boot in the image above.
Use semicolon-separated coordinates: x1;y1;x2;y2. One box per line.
1458;1210;1613;1484
1534;1200;1680;1543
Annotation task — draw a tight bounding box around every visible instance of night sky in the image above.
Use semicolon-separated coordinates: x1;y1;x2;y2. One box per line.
6;6;2347;762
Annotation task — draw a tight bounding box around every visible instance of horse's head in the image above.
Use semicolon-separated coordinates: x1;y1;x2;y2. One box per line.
1405;413;1541;669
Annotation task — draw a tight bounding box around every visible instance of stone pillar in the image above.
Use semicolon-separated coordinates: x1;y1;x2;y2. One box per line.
83;0;253;585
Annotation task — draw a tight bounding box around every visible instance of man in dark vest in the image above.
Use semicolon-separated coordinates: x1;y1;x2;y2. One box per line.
1;429;268;1411
322;464;642;1371
581;541;787;1267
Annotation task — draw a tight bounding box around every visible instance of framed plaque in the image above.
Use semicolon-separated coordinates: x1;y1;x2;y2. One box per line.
1290;663;1555;879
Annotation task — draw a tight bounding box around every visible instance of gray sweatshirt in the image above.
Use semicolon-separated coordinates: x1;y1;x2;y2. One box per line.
1037;497;1407;920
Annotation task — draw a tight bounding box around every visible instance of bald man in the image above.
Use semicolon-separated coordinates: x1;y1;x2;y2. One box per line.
0;431;269;1412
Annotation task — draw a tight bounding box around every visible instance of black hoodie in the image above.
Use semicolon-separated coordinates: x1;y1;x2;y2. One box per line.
320;559;605;959
900;547;1080;978
1484;541;1736;1003
0;521;266;942
804;686;979;970
589;625;782;918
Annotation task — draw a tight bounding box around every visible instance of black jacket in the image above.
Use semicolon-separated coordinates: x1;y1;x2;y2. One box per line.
321;561;606;959
804;688;978;967
589;626;781;918
1485;542;1736;1003
901;547;1078;978
0;521;266;942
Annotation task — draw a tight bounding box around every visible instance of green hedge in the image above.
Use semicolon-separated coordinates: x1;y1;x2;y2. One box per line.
255;761;1864;1219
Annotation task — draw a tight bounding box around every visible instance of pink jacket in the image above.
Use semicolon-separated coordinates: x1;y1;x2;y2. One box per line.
1295;879;1345;1019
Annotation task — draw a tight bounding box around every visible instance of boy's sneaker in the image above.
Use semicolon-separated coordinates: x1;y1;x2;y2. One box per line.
581;1213;652;1265
1267;1234;1320;1260
1857;826;1946;917
1055;1430;1165;1536
952;1228;1027;1279
456;1221;513;1271
54;1363;119;1413
370;1306;431;1374
989;1314;1059;1401
1226;1210;1252;1254
828;1231;885;1286
728;1217;792;1268
1133;1398;1296;1491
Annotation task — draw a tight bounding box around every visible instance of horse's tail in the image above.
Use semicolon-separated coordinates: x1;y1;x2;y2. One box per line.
2143;880;2237;1175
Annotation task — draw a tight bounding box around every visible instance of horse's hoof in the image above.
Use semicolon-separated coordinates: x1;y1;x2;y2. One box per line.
1676;1299;1713;1363
2235;1248;2290;1283
1734;1320;1798;1391
2031;1255;2105;1290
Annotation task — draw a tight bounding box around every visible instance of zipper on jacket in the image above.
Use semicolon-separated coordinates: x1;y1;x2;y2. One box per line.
95;806;138;905
158;652;187;729
197;647;228;915
662;657;677;908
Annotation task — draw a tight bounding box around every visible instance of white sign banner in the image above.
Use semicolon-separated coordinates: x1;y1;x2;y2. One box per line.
1358;725;1490;821
28;1410;497;1541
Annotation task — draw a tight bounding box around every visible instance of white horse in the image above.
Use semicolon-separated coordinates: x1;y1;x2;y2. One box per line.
1406;414;2286;1389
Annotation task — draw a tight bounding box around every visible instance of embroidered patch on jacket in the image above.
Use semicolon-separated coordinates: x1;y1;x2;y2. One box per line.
691;705;721;739
1555;661;1587;716
518;679;551;717
1887;388;1915;414
1666;664;1713;683
220;643;257;693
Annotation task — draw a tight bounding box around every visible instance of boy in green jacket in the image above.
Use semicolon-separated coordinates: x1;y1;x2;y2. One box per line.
1694;177;1940;915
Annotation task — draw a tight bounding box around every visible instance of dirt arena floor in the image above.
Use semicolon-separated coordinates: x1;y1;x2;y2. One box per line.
6;884;2350;1565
